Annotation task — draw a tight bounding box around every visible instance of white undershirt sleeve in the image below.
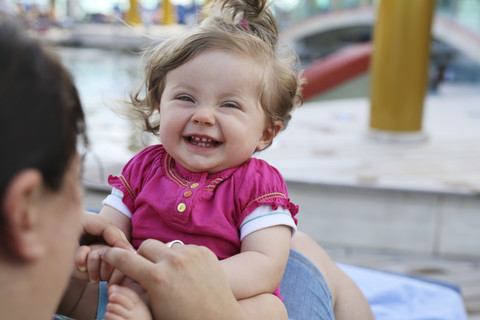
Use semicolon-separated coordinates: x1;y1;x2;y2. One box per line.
102;187;132;218
239;205;297;241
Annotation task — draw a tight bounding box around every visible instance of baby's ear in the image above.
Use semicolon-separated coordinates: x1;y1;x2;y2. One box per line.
256;121;282;151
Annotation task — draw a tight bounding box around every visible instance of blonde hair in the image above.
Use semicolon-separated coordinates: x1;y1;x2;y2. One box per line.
130;0;304;138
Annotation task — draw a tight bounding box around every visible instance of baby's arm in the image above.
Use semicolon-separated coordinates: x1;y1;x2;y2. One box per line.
99;205;132;242
221;225;291;299
220;225;291;319
72;206;132;284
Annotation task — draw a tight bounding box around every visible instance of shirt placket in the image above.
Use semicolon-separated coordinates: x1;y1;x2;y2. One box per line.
171;178;204;225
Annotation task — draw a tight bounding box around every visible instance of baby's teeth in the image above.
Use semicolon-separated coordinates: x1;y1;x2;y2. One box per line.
192;137;212;142
190;136;215;146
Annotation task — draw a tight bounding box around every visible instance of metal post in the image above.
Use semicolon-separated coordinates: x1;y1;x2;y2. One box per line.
369;0;435;141
162;0;176;25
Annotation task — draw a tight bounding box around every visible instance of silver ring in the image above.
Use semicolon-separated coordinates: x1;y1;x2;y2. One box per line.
166;240;184;248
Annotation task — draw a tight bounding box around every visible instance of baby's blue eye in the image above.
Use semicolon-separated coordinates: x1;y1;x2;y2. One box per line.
178;96;194;102
223;103;240;109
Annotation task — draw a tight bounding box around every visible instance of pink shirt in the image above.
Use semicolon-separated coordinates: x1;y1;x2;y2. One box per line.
108;145;298;259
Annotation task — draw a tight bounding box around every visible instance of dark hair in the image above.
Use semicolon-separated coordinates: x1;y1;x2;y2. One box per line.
128;0;303;138
0;15;88;223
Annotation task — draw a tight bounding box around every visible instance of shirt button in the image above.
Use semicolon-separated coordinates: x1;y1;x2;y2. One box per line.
190;183;199;189
183;190;193;198
177;202;186;213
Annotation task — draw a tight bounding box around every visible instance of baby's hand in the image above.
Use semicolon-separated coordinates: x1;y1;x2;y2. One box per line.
74;244;115;283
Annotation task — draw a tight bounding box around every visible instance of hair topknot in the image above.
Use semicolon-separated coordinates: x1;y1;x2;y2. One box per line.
203;0;279;48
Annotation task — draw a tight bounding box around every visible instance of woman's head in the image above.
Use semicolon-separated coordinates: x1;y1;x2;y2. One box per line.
0;15;88;263
0;15;87;207
130;0;303;143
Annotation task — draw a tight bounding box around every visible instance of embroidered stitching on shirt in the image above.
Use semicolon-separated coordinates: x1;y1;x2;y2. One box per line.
245;192;288;210
204;177;224;192
165;155;191;188
120;175;136;200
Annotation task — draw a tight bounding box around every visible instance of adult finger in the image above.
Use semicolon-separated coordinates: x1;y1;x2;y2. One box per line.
136;238;172;262
108;268;126;285
100;258;115;282
81;212;134;251
99;247;159;290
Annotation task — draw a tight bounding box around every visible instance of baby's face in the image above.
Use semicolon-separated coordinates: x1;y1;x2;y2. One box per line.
158;49;274;174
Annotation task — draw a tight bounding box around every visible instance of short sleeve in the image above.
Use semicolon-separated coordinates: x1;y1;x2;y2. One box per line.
107;145;166;212
102;188;132;218
240;205;297;240
233;158;299;229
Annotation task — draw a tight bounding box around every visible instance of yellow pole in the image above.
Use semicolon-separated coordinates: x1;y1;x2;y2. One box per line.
369;0;435;136
162;0;176;25
126;0;142;25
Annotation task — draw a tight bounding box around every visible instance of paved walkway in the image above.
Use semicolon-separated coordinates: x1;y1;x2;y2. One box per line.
257;89;480;196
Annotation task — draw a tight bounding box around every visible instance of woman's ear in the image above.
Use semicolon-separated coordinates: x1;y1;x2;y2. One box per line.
2;169;46;261
256;121;283;151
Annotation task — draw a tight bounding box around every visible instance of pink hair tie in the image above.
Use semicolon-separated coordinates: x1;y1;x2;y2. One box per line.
238;19;250;30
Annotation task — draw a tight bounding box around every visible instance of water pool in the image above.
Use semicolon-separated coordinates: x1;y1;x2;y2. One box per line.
56;47;155;188
56;47;144;161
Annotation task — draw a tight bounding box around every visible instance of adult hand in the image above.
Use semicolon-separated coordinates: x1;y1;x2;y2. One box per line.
80;211;133;250
73;212;134;281
100;239;251;320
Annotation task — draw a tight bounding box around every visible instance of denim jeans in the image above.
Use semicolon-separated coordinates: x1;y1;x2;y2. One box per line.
97;249;334;319
281;250;335;320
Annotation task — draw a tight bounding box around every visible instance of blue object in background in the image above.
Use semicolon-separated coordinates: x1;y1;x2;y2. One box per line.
339;263;468;320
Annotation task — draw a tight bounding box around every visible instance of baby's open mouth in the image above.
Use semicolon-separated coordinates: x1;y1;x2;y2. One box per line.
187;136;221;148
